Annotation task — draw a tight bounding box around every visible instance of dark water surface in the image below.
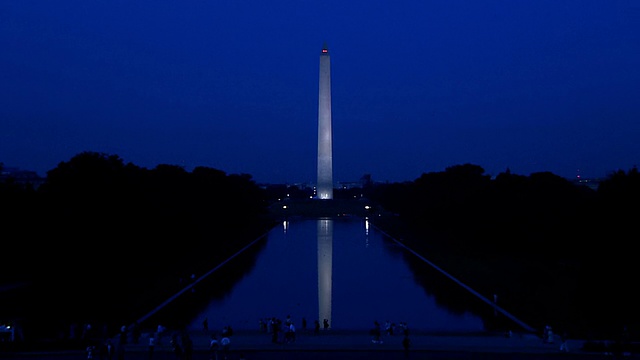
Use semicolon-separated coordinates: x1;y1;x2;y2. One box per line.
145;218;518;334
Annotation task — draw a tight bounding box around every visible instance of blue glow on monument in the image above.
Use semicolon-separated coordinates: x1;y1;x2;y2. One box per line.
317;43;333;200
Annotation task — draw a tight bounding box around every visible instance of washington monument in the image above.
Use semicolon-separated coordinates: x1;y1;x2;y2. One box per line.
317;43;333;200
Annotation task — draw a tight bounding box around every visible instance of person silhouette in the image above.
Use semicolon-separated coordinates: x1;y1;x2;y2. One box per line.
402;334;411;357
220;335;231;360
209;334;220;360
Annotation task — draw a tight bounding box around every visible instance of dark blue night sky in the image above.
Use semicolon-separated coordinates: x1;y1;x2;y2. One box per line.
1;0;639;184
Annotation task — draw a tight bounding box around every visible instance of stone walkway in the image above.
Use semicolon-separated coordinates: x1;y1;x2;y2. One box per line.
120;328;605;357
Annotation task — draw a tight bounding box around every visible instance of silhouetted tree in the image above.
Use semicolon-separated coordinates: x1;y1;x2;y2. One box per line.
2;151;275;339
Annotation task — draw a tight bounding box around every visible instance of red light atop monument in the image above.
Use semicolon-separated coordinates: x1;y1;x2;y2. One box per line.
322;49;328;53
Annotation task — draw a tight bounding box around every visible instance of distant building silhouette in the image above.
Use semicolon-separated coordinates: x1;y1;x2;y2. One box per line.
0;166;44;189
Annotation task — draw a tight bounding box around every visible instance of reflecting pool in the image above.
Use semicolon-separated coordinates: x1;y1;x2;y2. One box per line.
165;217;510;333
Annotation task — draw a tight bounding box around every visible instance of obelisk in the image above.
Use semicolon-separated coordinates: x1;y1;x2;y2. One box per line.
317;43;333;200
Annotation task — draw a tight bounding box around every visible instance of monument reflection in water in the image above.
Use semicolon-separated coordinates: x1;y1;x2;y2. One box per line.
188;218;488;333
317;218;332;329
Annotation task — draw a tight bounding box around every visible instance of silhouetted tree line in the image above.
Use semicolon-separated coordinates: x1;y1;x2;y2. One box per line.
1;152;275;337
367;163;639;257
3;156;640;340
366;163;640;339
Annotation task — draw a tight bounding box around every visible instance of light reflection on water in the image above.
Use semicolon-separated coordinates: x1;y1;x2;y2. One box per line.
185;218;490;333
